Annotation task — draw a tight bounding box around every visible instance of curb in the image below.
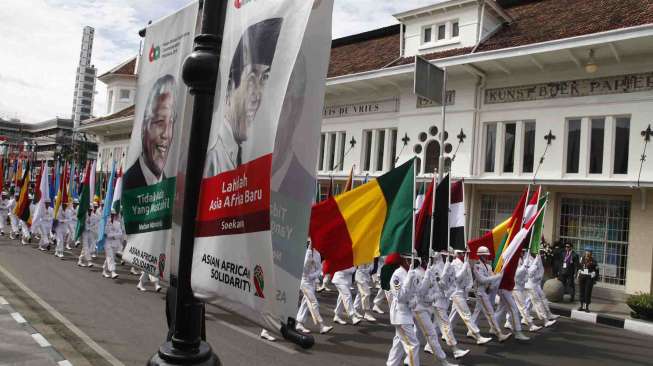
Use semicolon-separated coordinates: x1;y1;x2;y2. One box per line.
0;295;72;365
549;304;653;336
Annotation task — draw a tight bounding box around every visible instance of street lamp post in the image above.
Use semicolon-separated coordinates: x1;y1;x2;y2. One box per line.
148;0;228;365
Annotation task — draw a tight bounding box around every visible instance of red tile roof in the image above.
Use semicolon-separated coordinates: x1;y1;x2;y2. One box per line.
328;0;653;78
98;57;137;79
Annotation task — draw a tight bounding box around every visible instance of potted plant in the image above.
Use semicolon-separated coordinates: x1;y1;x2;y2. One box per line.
627;292;653;321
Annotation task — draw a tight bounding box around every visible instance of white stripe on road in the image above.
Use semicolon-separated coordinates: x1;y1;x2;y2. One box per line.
58;361;73;366
11;312;27;323
215;319;298;354
0;263;125;366
570;309;597;323
0;296;8;305
32;333;51;347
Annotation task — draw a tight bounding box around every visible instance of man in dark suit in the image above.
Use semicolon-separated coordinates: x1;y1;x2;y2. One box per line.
557;242;579;301
123;74;176;191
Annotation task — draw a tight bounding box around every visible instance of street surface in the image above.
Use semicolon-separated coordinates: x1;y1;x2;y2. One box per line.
0;237;651;366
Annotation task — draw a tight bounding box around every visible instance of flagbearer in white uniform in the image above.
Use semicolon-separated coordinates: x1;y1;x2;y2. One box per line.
0;192;9;236
412;257;458;366
102;209;121;279
64;201;77;249
448;250;492;345
77;210;94;268
353;262;377;321
332;266;362;325
508;251;542;332
20;194;35;245
386;252;419;366
8;192;19;239
471;246;512;341
494;269;530;341
295;242;333;334
372;256;388;314
38;200;53;250
54;203;69;259
89;202;100;258
527;249;558;326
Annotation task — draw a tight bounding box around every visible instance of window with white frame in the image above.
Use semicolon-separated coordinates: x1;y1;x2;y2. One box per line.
317;131;347;172
484;123;497;173
613;117;630;174
421;20;460;46
361;128;397;173
119;89;131;101
484;120;536;174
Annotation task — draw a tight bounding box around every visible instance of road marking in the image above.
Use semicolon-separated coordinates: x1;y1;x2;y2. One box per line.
11;311;27;323
0;262;125;366
58;361;73;366
216;319;298;354
32;333;52;347
0;296;8;305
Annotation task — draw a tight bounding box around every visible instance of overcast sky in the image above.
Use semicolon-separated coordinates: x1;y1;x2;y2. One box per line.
0;0;440;124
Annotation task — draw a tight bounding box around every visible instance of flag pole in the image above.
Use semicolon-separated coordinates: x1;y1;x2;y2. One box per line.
428;173;436;258
411;157;417;265
148;0;228;365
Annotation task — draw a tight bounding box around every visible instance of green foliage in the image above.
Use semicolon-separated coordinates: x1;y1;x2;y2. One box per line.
627;292;653;320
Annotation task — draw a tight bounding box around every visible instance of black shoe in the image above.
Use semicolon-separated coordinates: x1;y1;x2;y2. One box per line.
585;305;590;313
578;304;584;311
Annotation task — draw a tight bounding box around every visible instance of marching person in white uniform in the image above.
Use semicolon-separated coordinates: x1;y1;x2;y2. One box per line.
102;209;121;279
53;203;69;258
448;250;492;345
37;201;53;251
471;246;512;341
295;242;333;334
494;264;531;341
77;210;95;268
332;266;362;325
527;249;558;326
20;195;35;245
89;203;100;258
412;257;457;366
353;262;377;321
64;201;78;249
0;192;9;236
507;252;542;332
386;252;419;366
7;192;19;239
372;256;389;314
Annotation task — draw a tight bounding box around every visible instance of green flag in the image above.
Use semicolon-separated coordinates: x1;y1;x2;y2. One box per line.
379;158;415;256
529;193;548;254
74;163;92;241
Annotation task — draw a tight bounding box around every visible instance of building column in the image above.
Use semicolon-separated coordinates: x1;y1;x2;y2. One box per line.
626;188;653;294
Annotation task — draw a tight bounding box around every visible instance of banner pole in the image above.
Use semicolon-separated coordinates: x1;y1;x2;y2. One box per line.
149;0;227;365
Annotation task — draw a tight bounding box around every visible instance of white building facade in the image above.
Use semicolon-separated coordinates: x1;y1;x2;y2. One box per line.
319;0;653;294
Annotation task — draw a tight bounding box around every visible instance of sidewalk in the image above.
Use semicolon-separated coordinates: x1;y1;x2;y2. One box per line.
0;295;70;366
547;285;653;336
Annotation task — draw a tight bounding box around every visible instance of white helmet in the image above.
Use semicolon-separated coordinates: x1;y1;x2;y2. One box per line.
476;246;491;257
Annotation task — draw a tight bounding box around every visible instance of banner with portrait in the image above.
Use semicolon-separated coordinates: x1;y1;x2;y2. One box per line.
191;0;333;334
122;1;199;279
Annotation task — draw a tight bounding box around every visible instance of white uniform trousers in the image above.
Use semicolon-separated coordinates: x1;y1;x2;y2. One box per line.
512;289;534;324
296;282;323;326
528;287;554;320
494;289;521;332
79;231;93;263
413;310;446;362
471;290;502;333
386;324;420;366
65;222;76;244
9;215;19;235
54;225;67;255
373;286;387;308
449;292;480;335
38;224;50;249
0;212;8;233
21;221;31;240
89;232;98;256
103;240;120;272
353;281;372;314
334;284;356;319
139;272;160;287
433;306;457;347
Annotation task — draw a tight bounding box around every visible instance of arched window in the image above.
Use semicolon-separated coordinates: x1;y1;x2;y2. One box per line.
424;140;440;174
415;157;422;175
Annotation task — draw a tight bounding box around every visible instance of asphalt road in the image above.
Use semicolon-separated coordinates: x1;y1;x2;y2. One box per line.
0;237;651;366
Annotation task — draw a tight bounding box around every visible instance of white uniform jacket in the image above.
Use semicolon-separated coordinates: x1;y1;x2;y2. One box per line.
451;258;473;294
525;255;544;290
300;248;322;285
332;267;355;286
355;263;373;285
473;261;501;293
389;266;417;325
105;219;123;244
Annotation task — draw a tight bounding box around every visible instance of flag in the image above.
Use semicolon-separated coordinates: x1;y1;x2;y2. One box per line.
449;179;465;250
111;167;123;214
96;161;116;254
468;217;511;261
74;162;92;241
432;174;450;252
499;206;544;290
414;177;435;258
343;165;355;192
310;159;415;275
53;162;70;219
31;164;50;228
326;175;333;198
523;186;540;224
14;162;31;222
89;162;96;206
0;159;4;191
529;193;548;254
493;187;528;271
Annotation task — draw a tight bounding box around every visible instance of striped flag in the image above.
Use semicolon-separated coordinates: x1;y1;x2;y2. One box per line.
14;162;31;223
529;193;549;254
449;179;465;250
494;187;528;271
414;176;435;258
432;174;450;252
499;205;545;290
111;168;123;214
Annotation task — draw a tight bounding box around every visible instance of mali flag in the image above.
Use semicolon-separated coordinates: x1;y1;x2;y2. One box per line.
493;187;528;271
310;159;414;275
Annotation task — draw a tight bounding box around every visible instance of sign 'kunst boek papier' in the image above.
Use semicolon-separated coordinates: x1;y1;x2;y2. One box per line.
121;1;199;279
191;0;333;334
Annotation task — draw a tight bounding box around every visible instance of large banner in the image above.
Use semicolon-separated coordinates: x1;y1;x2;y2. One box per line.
122;2;199;279
191;0;333;333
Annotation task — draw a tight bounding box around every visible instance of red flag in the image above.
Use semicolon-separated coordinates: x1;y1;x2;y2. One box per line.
414;177;435;257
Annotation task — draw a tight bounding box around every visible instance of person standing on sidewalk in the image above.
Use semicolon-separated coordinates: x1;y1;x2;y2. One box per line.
577;251;599;312
557;243;578;301
0;192;10;236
